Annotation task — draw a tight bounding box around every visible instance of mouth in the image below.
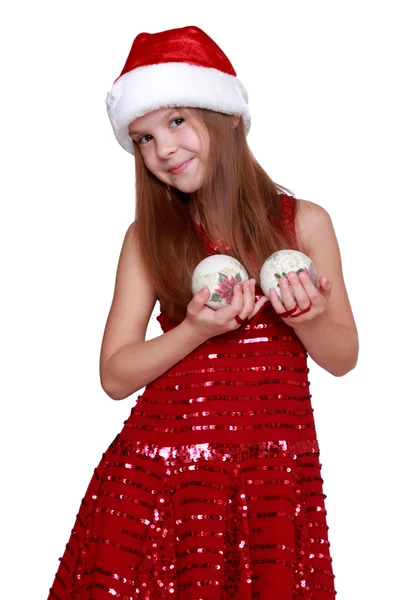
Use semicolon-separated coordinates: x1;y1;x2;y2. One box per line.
168;158;194;174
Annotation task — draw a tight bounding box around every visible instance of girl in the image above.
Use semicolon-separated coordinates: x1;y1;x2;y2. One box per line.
48;25;358;600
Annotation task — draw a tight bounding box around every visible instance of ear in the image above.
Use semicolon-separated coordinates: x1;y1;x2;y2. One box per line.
232;115;240;128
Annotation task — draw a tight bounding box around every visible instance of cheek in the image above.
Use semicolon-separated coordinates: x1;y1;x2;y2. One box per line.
197;131;209;159
182;129;204;153
142;153;158;174
142;154;169;183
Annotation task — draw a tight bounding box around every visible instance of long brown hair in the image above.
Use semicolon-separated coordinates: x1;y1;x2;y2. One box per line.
133;108;299;320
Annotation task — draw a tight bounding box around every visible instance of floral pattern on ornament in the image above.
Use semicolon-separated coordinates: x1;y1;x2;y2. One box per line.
211;272;243;304
273;264;317;290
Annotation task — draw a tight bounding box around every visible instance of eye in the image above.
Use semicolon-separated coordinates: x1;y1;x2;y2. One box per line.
137;134;153;145
135;117;184;145
170;118;184;128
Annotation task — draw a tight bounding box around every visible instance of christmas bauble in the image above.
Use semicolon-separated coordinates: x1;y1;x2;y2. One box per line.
191;254;249;310
260;249;318;302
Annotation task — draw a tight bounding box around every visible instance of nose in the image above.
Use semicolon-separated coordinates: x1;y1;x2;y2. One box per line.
155;133;177;159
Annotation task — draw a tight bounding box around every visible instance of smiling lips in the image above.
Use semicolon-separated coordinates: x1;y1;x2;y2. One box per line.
169;158;193;174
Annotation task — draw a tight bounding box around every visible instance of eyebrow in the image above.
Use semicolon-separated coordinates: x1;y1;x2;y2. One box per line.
129;109;181;136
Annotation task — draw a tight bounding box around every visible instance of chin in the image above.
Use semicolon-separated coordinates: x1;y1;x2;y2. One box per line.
176;183;202;193
173;177;204;194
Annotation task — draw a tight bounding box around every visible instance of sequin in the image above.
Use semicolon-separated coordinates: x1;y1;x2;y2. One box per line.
48;195;336;599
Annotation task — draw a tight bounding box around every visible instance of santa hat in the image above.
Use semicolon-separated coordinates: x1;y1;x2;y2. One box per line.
105;25;251;154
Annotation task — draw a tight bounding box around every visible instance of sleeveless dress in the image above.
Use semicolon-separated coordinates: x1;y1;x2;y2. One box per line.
48;193;337;600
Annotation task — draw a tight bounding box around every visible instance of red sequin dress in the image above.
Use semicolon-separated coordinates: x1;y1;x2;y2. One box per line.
48;194;337;600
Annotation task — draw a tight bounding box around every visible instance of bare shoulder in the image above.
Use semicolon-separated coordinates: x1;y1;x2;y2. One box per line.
99;221;158;385
295;198;358;335
294;198;329;255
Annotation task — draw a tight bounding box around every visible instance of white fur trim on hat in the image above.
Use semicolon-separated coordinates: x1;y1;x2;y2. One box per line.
105;62;251;154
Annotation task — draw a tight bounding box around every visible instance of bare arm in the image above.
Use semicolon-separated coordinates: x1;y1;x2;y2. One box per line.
99;223;266;401
99;222;206;400
102;320;206;400
292;314;358;377
291;199;359;376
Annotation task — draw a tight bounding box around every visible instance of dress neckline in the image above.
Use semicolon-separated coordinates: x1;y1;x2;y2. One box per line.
194;222;231;254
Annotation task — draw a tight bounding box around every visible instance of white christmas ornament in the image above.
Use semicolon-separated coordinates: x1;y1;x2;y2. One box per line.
260;250;318;302
191;255;249;310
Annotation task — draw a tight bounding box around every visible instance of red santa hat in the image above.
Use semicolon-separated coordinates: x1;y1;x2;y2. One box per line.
105;25;251;154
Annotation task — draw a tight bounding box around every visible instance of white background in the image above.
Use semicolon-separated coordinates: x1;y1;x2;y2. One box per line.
2;1;399;598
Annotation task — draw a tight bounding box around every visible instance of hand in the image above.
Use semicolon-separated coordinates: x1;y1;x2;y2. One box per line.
269;271;332;328
185;278;268;341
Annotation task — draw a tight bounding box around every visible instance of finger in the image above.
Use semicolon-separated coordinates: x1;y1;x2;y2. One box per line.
223;282;244;318
249;294;268;319
286;272;310;307
269;285;292;317
269;286;283;306
278;276;299;309
188;287;210;315
319;276;332;294
296;271;323;306
240;278;255;316
198;286;210;304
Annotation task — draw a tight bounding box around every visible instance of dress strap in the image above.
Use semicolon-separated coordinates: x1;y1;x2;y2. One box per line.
278;193;298;250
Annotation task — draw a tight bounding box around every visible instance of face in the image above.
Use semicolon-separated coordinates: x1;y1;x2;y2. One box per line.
128;107;210;193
